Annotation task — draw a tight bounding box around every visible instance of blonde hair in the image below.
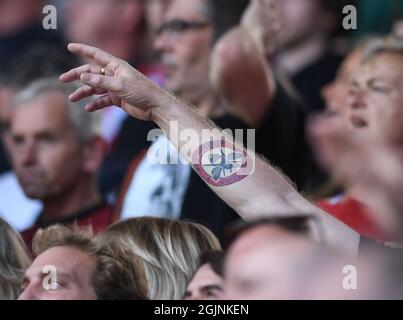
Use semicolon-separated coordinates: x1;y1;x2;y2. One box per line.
0;218;31;300
363;36;403;62
105;217;221;300
32;224;99;257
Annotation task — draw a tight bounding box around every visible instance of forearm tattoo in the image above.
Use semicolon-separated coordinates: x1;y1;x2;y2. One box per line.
192;140;254;187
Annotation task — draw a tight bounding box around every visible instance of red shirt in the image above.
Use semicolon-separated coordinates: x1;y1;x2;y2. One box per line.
317;196;388;242
22;201;114;254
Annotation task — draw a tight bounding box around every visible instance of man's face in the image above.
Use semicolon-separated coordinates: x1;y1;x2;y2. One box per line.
153;0;213;103
347;53;403;139
276;0;322;50
146;0;173;35
18;246;97;300
184;264;224;300
11;91;87;200
0;87;15;151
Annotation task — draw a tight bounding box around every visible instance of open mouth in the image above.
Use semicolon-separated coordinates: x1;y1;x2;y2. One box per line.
350;115;368;128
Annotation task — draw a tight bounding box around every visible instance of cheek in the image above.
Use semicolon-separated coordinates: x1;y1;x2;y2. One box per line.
328;85;343;103
367;96;395;119
178;35;211;69
373;98;403;128
39;145;84;180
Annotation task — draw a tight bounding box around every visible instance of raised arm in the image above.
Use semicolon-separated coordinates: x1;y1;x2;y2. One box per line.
60;43;359;255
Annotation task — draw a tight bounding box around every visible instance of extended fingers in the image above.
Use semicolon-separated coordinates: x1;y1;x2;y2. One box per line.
69;85;108;102
67;43;116;67
60;64;103;83
80;73;125;92
85;94;117;112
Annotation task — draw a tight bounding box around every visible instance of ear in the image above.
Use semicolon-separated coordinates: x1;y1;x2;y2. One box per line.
82;137;107;174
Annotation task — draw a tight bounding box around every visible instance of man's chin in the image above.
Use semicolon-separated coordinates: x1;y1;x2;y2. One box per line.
22;187;47;200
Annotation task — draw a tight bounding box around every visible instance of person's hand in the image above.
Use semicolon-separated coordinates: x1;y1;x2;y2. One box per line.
241;0;280;56
60;43;170;121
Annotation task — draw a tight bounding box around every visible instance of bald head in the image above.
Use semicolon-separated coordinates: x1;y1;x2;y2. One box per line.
224;224;351;300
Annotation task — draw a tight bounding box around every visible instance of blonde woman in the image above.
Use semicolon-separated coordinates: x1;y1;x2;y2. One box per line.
0;218;31;300
104;217;221;300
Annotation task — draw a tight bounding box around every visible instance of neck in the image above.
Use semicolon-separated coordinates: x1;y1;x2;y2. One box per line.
41;176;101;222
275;35;326;76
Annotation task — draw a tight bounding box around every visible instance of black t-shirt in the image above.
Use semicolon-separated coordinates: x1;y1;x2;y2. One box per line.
255;82;319;192
291;52;343;113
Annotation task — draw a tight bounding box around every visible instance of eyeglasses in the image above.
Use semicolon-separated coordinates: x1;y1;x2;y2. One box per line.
156;19;211;38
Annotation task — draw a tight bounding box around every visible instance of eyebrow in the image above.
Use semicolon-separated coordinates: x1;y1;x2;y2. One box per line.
183;284;223;299
368;77;391;83
57;272;74;281
200;284;223;293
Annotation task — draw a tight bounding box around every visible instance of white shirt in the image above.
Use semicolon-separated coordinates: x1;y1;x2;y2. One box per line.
121;135;191;220
0;171;42;231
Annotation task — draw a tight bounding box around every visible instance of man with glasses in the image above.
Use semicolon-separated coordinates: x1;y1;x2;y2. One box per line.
117;0;249;241
153;0;215;114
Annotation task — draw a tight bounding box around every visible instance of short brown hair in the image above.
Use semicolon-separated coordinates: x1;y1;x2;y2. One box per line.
32;225;148;300
32;224;98;257
93;242;148;300
224;216;313;249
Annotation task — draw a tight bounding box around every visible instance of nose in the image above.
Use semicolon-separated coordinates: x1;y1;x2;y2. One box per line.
153;31;174;55
321;82;336;107
348;86;367;110
18;285;38;300
18;139;37;167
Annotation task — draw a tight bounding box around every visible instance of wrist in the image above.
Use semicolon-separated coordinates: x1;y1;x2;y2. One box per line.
150;89;179;126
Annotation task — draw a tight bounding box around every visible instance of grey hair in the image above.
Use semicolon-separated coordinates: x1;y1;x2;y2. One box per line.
13;78;101;144
363;36;403;63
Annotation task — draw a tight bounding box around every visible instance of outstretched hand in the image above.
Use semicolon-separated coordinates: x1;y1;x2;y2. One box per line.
60;43;169;121
241;0;280;56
